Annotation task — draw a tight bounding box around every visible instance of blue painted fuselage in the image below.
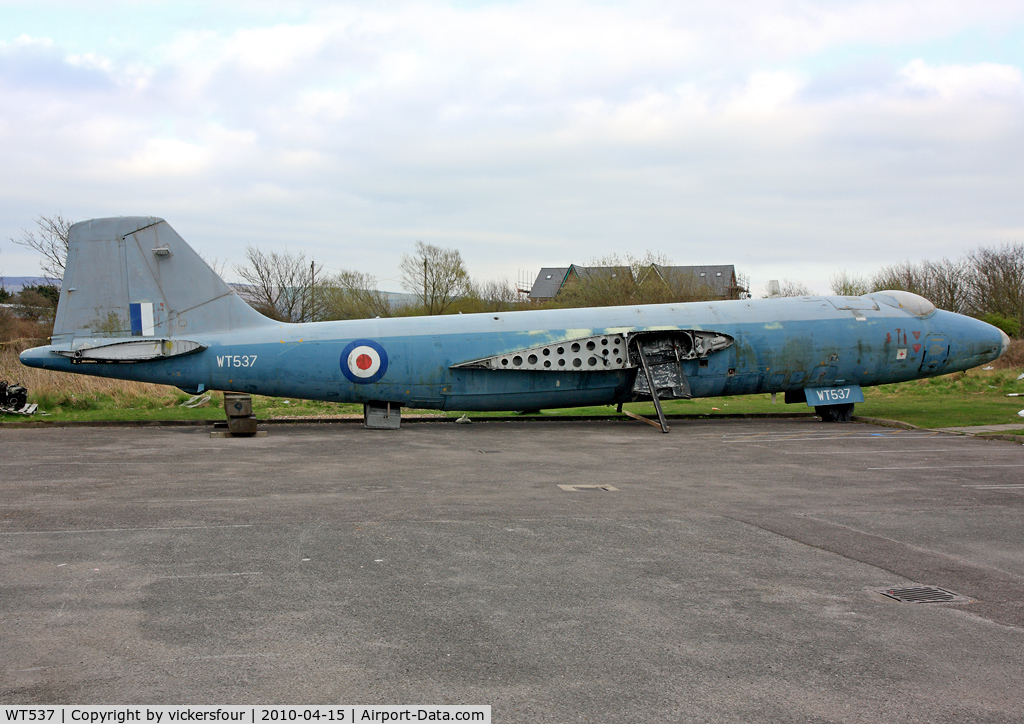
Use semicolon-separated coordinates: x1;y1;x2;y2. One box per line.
21;293;1009;411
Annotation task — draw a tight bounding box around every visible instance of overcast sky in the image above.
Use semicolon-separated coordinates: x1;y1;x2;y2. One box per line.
1;0;1022;295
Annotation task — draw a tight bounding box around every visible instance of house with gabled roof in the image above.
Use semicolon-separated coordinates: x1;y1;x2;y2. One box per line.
528;267;571;302
529;263;746;302
643;264;746;300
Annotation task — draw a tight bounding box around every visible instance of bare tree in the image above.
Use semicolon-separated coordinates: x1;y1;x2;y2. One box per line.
829;270;870;296
463;278;524;313
923;258;972;314
763;279;815;297
399;241;470;315
234;245;323;323
198;253;229;279
869;258;972;313
321;269;393;320
870;261;930;296
968;243;1024;332
853;242;1022;333
11;213;73;281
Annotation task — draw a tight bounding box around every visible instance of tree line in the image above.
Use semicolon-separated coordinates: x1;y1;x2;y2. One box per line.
1;214;73;340
824;246;1024;337
4;214;1023;341
233;239;522;322
1;215;526;335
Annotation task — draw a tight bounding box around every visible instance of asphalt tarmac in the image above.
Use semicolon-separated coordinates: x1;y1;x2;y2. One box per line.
2;418;1023;722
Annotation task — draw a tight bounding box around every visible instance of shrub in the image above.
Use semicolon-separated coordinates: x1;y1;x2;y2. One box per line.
995;338;1024;369
981;313;1021;338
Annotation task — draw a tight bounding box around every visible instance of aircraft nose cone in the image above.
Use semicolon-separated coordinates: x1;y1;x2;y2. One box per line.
999;329;1011;359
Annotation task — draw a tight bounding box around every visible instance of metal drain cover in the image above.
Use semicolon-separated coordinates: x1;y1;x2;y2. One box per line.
557;484;619;492
875;586;970;604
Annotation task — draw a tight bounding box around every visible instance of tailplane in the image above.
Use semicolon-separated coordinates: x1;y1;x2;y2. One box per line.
52;217;270;347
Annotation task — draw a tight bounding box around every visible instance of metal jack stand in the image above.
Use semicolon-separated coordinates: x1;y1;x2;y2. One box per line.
363;401;401;430
211;392;265;437
625;339;671;433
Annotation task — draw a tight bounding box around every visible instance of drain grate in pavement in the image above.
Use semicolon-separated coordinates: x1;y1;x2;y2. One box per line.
557;484;619;492
875;586;970;604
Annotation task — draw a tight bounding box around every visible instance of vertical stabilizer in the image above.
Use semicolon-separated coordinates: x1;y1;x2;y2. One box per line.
52;217;270;344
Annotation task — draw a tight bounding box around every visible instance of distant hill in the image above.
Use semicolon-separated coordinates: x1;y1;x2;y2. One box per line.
0;277;61;293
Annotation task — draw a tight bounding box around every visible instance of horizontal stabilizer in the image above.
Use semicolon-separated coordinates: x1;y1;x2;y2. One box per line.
53;338;206;363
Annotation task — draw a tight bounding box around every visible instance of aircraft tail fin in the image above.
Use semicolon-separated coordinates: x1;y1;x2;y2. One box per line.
52;217;271;345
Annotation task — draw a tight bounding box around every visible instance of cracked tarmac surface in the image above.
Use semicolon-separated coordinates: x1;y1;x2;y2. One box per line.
2;419;1023;722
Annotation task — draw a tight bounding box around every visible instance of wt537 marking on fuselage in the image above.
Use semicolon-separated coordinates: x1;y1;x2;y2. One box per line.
20;217;1010;431
217;355;258;368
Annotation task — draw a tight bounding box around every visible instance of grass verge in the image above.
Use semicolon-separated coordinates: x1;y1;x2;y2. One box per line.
3;338;1023;429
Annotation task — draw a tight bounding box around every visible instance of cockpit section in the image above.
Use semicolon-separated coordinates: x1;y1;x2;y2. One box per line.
866;290;937;318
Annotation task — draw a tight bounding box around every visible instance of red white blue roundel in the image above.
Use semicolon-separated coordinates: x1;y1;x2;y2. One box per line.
341;339;388;384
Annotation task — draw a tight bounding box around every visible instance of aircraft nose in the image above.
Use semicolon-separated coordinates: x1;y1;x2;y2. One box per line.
999;329;1011;359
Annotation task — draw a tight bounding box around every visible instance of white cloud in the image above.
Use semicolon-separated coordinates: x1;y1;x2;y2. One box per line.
221;23;333;74
899;59;1023;99
727;70;805;116
118;138;210;176
66;51;114;74
1;1;1023;291
9;33;54;49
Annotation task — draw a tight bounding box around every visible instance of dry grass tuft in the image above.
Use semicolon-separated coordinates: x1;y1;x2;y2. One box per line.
0;311;49;342
995;338;1024;369
0;338;177;403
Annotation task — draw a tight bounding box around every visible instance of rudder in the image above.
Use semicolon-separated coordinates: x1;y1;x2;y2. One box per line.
53;217;270;345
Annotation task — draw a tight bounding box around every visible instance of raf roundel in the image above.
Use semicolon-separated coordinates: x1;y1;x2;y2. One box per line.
341;339;389;384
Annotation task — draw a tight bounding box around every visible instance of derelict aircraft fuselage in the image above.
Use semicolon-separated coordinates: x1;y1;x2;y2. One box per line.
20;217;1010;427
